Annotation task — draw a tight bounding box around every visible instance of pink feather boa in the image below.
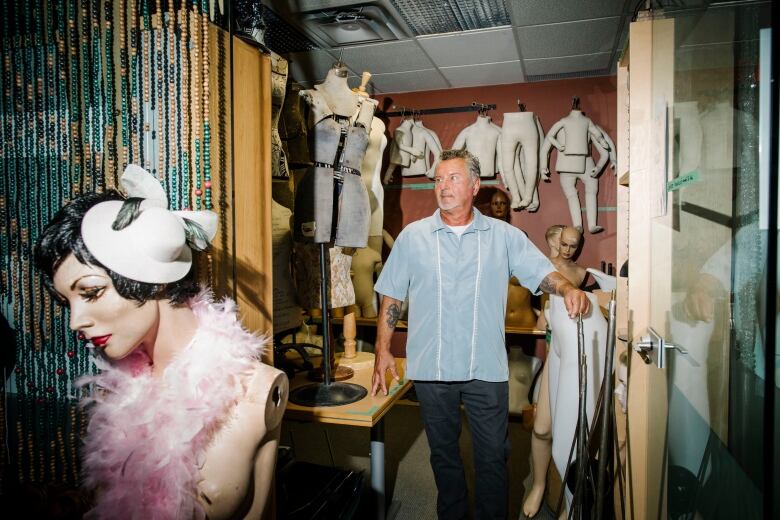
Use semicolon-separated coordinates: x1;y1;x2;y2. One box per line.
77;291;269;520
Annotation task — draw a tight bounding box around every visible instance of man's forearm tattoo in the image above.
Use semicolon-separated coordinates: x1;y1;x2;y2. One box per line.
539;273;567;296
385;303;401;328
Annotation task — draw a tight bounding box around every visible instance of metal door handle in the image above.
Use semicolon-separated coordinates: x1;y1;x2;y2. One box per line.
633;327;695;368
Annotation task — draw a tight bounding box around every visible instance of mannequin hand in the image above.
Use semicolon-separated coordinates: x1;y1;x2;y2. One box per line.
383;173;393;184
557;144;566;152
683;274;722;322
371;349;399;396
589;168;600;178
411;148;423;158
562;287;590;318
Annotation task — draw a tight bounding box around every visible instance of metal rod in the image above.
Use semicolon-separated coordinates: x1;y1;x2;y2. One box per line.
574;314;588;519
595;293;618;520
319;243;332;386
382;103;497;117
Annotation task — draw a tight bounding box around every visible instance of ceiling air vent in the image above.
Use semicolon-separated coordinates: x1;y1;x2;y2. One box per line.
299;4;408;46
390;0;511;36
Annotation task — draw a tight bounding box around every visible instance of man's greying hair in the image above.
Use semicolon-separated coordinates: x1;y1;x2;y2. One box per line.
439;149;481;180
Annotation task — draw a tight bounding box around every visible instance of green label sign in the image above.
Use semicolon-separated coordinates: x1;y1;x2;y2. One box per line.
667;170;700;192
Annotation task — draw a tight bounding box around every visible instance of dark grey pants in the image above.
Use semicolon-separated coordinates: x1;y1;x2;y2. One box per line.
415;380;510;520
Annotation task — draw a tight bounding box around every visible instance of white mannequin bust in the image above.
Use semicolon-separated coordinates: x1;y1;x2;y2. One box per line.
452;114;502;177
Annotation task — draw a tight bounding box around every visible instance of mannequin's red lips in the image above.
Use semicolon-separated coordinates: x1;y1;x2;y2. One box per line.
90;335;111;347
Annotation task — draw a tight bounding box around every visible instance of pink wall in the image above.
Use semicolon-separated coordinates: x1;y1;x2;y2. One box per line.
375;75;618;271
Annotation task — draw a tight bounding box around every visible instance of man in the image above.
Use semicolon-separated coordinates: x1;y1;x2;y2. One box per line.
371;149;589;520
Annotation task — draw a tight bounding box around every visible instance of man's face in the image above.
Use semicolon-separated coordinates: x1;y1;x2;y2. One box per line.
434;158;479;213
490;191;509;219
559;228;581;260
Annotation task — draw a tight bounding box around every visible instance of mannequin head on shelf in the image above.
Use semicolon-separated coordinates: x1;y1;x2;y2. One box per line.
558;226;582;261
544;224;565;258
489;190;510;222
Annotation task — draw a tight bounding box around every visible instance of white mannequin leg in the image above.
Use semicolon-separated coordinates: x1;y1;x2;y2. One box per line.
559;173;583;231
500;133;524;209
583;173;602;233
519;138;539;207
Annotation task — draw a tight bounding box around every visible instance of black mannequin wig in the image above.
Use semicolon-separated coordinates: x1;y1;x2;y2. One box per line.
34;191;199;305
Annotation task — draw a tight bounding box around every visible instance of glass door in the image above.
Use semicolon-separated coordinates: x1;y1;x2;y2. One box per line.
648;2;775;518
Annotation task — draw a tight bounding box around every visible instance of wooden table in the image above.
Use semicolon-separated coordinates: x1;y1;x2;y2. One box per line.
285;352;411;520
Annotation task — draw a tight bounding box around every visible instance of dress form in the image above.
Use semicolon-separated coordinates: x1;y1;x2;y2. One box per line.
500;103;544;210
272;200;303;334
452;114;502;177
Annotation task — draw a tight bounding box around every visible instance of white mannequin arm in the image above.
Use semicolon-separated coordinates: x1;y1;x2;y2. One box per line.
540;136;554;177
495;129;503;176
452;127;469;150
545;120;565;152
394;128;422;157
587;122;609;149
589;137;609;178
595;124;617;169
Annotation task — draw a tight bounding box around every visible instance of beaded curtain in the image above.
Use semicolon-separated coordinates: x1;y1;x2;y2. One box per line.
0;0;221;485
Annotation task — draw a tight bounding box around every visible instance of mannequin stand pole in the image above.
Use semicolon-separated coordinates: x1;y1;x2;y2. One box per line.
289;243;366;407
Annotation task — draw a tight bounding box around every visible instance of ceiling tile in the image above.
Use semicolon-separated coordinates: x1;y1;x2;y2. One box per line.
516;17;619;59
286;49;340;82
508;0;626;27
440;60;525;87
340;40;434;74
523;52;611;77
368;69;449;93
417;27;519;68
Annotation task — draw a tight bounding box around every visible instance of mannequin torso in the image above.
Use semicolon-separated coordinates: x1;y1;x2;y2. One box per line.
453;115;501;177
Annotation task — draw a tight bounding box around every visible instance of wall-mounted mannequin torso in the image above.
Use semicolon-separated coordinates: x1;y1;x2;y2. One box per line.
384;118;422;183
453;114;502;177
541;106;612;234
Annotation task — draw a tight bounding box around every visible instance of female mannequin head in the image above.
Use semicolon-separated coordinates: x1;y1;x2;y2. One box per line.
34;189;205;361
489;189;510;221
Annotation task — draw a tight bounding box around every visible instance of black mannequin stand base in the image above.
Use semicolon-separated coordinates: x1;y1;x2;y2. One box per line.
289;382;368;407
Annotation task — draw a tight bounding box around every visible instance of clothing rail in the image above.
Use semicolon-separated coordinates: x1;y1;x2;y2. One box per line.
381;102;497;117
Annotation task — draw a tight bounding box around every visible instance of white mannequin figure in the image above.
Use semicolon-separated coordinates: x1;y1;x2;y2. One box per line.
547;293;607;513
384;117;422;183
500;103;545;210
541;100;611;233
452;114;502;177
401;116;433;177
363;118;388;249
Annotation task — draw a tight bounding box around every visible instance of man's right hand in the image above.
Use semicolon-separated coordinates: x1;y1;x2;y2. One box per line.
371;349;400;396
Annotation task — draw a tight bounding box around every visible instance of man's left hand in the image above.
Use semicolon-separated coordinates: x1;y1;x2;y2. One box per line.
562;287;590;318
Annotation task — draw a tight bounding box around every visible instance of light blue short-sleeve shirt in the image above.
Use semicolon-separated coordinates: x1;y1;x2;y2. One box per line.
375;208;554;382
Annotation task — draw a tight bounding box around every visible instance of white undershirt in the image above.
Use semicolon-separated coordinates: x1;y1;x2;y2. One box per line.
446;224;470;237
